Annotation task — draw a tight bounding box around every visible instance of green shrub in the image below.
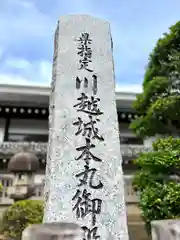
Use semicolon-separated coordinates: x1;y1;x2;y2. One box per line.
139;182;180;234
2;200;44;239
153;136;180;151
133;137;180;235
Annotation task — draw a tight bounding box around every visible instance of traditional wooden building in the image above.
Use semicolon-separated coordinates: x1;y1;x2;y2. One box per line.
0;83;150;205
0;83;153;239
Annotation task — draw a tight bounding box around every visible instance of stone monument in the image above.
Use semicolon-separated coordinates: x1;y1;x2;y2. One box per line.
22;222;83;240
43;14;129;240
151;219;180;240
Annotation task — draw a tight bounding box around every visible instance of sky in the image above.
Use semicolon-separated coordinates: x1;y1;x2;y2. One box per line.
0;0;180;92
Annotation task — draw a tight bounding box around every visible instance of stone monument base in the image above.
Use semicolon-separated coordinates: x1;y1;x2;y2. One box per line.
22;222;83;240
151;219;180;239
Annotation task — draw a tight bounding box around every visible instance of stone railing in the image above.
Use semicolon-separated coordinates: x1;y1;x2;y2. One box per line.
0;174;139;204
0;142;151;158
0;142;47;157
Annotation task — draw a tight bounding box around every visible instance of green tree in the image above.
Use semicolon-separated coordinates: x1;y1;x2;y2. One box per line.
130;21;180;235
143;21;180;87
130;21;180;137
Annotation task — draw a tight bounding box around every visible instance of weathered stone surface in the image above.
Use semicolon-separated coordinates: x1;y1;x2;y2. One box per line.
22;222;83;240
151;220;180;240
43;14;129;239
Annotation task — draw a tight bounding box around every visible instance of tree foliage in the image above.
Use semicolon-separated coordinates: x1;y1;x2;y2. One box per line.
130;21;180;137
144;21;180;87
2;200;43;239
133;137;180;234
131;21;180;235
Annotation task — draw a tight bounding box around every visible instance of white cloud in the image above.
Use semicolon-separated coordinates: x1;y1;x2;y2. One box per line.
0;73;51;87
0;73;33;85
0;55;52;85
16;0;34;8
116;83;142;93
5;57;31;69
39;61;52;83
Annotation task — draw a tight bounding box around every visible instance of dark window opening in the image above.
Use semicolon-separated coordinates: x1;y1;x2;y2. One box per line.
120;136;143;145
8;134;48;143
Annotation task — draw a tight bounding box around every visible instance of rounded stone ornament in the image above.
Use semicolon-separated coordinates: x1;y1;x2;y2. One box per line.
7;152;39;201
8;152;39;173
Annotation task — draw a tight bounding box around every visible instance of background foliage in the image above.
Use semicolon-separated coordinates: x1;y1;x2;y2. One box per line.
131;20;180;235
130;21;180;137
1;200;43;240
133;137;180;234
